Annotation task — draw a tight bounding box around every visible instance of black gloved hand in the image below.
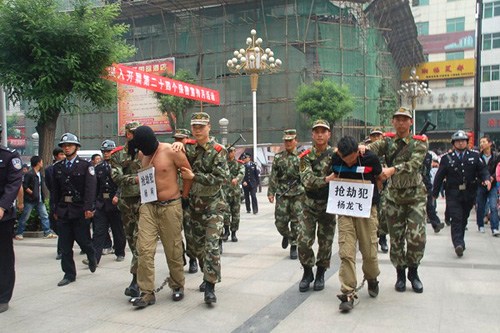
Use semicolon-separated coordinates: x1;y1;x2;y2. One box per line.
182;197;189;210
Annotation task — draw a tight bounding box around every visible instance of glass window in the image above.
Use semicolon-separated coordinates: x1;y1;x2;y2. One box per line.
484;34;492;50
446;17;465;33
412;0;429;6
483;98;491;112
483;66;491;82
492;97;500;111
416;22;429;36
485;2;493;18
446;79;464;87
446;51;464;60
493;32;500;49
493;65;500;81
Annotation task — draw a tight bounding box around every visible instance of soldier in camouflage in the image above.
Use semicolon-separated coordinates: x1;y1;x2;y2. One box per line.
367;107;428;294
268;129;304;260
222;146;245;242
298;120;336;293
110;121;143;298
180;112;229;305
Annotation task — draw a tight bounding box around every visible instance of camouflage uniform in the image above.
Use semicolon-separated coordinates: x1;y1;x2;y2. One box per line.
185;138;229;285
268;147;304;249
110;143;141;275
223;155;245;234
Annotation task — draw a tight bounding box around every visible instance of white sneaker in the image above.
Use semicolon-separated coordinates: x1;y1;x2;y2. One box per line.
479;227;485;233
493;229;500;237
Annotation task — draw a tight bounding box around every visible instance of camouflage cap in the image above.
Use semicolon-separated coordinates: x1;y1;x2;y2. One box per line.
282;129;297;140
393;107;412;119
227;146;236;152
370;128;383;136
125;121;141;131
364;136;372;144
173;128;191;139
191;112;210;125
312;119;330;130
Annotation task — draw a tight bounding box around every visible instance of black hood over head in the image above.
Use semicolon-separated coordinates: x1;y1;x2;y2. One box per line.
131;125;159;156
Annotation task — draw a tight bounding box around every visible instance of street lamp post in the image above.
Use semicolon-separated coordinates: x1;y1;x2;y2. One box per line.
219;117;229;146
31;132;39;156
226;29;282;161
397;67;432;133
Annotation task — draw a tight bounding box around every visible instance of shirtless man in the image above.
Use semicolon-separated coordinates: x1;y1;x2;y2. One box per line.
128;126;193;308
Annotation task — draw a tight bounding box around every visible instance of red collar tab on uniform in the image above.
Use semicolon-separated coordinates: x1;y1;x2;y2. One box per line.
185;139;197;145
299;149;311;158
412;134;427;142
110;146;124;155
383;132;395;138
214;144;223;152
237;159;245;164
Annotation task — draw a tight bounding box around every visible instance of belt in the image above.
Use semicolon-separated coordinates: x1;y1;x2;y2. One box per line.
63;196;73;203
153;197;181;206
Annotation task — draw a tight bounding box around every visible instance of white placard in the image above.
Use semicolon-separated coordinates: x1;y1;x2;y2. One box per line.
138;166;158;204
326;179;374;218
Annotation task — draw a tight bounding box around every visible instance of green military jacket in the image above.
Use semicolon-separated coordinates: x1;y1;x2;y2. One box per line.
268;148;304;197
223;158;245;195
299;145;333;201
368;133;428;190
185;139;229;197
110;143;142;198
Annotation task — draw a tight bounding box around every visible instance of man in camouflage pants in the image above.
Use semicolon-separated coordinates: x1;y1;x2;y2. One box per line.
298;120;336;292
367;107;428;294
180;112;229;305
222;146;245;242
268;129;304;260
110;121;142;298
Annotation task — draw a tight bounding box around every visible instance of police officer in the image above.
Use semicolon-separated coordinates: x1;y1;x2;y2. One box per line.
242;153;259;214
268;129;304;259
0;123;23;313
433;130;490;257
90;140;126;265
51;133;97;287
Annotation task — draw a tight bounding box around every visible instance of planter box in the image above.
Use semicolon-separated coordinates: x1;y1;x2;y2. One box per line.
23;231;44;238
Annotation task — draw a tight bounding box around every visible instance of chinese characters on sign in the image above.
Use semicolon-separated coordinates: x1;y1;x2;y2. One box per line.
326;179;374;218
401;59;475;81
138;166;158;204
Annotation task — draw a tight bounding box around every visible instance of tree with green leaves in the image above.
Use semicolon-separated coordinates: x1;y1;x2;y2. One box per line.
0;0;134;163
377;80;399;128
154;69;196;131
295;80;354;130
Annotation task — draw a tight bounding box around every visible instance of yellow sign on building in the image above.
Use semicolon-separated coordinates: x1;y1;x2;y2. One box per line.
402;59;475;81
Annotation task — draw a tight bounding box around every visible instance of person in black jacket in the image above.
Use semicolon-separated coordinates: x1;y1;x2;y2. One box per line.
15;156;56;239
51;133;97;286
242;153;260;214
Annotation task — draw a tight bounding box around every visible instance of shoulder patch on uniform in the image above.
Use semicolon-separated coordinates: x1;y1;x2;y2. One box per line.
413;134;427;142
299;149;311;158
88;166;95;176
12;157;22;170
384;132;395;138
185;139;197;145
111;146;124;155
214;144;223;152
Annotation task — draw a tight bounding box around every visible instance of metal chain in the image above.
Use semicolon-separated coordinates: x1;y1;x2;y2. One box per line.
154;276;169;293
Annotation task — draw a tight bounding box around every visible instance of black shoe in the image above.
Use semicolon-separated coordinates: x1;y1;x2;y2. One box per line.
299;266;314;292
57;277;75;287
290;245;298;260
0;303;8;313
188;259;198;274
56;253;62;260
125;274;140;297
247;211;251;214
132;293;156;308
222;226;230;242
455;245;464;257
367;279;379;298
199;281;206;292
88;257;97;273
172;288;184;301
338;293;356;312
407;267;423;293
378;235;388;253
253;211;258;215
395;268;406;292
231;231;238;242
433;222;445;233
313;266;326;291
204;281;217;304
281;236;289;249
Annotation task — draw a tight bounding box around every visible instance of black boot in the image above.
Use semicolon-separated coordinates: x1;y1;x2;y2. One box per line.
313;266;326;291
407;266;423;293
124;274;140;297
222;225;230;242
204;281;217;304
290;245;298;259
299;266;314;292
379;235;388;253
231;231;238;242
367;279;379;298
219;238;223;254
188;258;198;274
395;268;406;292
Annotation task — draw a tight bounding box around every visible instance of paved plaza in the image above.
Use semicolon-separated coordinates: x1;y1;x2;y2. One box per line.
3;189;500;333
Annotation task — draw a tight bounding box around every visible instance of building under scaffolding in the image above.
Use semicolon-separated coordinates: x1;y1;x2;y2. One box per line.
39;0;424;150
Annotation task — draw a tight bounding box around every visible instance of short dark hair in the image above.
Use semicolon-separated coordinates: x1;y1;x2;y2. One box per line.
91;154;101;161
52;147;63;156
337;136;359;157
30;155;42;167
